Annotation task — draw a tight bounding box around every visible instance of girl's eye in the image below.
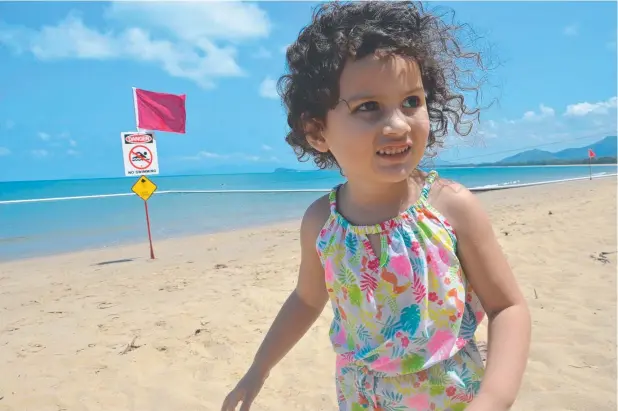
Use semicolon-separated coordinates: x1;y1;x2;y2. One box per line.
352;96;420;114
356;101;380;112
402;96;420;109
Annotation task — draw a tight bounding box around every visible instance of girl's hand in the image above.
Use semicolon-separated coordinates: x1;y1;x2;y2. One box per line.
221;366;269;411
220;198;330;411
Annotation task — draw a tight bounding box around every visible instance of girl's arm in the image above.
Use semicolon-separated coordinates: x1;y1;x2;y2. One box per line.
248;197;331;378
437;184;531;410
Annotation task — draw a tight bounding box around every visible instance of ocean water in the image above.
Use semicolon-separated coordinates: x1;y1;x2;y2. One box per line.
0;165;615;261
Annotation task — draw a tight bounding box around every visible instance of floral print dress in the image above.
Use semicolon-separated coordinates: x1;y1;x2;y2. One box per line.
316;170;486;411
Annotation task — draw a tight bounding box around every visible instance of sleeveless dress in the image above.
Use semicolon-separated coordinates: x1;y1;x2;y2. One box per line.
316;170;486;411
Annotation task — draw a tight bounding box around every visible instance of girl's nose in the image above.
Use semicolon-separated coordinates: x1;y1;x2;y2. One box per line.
382;109;411;137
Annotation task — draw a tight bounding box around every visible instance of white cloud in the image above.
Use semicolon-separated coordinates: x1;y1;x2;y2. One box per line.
31;149;48;158
0;14;115;60
259;77;279;99
105;2;270;42
522;104;555;121
4;120;14;130
0;3;271;88
58;131;77;147
251;46;272;59
45;132;77;148
67;149;79;156
476;129;497;139
564;96;617;117
261;144;272;151
0;147;10;156
473;119;499;140
563;24;579;36
441;96;617;162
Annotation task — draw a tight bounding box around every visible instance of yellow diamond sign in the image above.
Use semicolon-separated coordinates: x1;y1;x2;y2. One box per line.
131;176;158;202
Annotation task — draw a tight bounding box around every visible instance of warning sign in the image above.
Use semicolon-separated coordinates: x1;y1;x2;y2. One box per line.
131;175;158;201
121;131;159;176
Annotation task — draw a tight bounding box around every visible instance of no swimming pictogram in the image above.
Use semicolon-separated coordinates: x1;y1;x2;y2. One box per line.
129;145;153;170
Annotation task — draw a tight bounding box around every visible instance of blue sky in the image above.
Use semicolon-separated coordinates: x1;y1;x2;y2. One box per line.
0;1;616;181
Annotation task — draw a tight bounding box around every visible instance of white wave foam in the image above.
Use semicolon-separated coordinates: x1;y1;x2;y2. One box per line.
473;180;521;190
470;173;617;192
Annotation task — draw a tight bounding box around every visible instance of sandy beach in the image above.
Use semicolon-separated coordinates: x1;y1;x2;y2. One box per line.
0;177;615;411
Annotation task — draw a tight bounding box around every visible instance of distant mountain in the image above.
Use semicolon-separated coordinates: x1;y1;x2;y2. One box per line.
497;148;559;164
551;136;617;160
496;136;617;165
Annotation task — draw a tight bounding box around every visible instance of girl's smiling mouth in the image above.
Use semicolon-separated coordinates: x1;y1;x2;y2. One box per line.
376;144;411;158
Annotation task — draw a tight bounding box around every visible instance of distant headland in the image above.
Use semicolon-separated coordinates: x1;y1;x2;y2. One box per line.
274;136;617;172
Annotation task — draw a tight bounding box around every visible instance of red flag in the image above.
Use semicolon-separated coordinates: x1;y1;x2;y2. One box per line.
588;148;596;158
133;88;186;134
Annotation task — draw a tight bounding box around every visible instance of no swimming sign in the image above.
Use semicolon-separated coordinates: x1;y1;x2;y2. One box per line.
120;131;160;177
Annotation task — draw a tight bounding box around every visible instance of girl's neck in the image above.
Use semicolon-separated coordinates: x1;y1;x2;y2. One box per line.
342;169;425;213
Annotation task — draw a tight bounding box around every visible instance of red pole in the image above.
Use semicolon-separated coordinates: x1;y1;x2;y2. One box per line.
144;200;155;259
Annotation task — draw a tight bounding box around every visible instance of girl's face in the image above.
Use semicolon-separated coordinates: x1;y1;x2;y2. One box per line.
308;53;430;183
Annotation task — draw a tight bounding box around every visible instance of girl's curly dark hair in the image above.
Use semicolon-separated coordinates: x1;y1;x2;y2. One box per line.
278;1;496;170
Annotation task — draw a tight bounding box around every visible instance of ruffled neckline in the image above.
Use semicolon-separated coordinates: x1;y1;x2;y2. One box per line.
328;170;437;235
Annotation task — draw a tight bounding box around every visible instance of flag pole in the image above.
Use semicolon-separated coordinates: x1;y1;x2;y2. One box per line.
132;87;155;259
144;199;155;259
588;155;592;180
132;87;141;132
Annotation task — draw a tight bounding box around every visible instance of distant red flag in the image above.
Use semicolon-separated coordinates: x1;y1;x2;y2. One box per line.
133;87;186;134
588;148;596;158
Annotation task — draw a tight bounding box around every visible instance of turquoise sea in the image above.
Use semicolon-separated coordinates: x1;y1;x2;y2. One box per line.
0;165;615;261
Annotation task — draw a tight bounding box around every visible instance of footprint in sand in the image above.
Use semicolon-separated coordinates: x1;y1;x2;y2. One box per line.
97;302;115;310
20;343;45;354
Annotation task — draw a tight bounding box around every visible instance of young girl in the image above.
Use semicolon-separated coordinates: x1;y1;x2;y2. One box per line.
222;2;530;410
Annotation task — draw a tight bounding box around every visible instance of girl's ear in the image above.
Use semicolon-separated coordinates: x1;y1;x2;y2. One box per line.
303;116;329;153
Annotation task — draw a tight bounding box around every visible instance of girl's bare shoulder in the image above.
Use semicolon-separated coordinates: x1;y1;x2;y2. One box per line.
301;194;332;237
427;177;489;234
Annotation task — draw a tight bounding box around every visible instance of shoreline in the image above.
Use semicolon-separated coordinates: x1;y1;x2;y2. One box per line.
1;168;615;205
0;177;615;410
0;218;301;265
1;163;616;185
1;173;616;264
473;172;616;190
